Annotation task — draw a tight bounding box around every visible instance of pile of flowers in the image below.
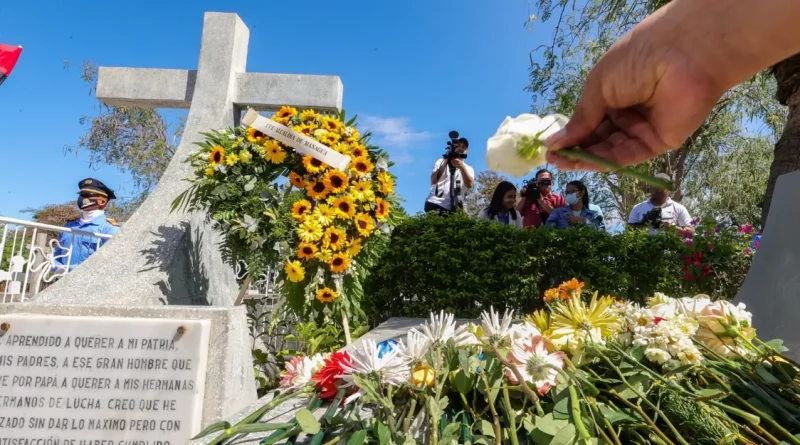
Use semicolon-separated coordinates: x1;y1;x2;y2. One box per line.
195;280;800;445
174;107;400;320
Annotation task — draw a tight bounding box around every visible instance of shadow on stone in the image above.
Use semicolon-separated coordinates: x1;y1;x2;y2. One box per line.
140;221;211;306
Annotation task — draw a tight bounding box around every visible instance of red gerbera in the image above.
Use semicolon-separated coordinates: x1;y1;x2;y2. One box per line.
311;351;352;400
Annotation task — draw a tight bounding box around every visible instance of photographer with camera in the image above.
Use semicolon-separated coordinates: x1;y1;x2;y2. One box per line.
628;173;694;236
516;169;566;228
424;131;475;213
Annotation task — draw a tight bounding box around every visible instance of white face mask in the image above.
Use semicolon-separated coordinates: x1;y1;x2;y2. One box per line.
80;209;104;222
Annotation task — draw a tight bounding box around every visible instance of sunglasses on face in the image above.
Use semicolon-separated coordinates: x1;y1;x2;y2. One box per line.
538;180;552;186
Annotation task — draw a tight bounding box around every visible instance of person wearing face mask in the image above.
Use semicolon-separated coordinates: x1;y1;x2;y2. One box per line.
628;173;694;236
478;181;524;229
52;178;120;272
545;180;604;230
516;169;566;228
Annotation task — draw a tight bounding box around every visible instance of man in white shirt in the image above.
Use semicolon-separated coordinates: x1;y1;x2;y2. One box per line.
424;137;475;213
628;173;694;236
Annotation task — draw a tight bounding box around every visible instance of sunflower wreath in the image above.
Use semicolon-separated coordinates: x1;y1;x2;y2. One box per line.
173;107;401;324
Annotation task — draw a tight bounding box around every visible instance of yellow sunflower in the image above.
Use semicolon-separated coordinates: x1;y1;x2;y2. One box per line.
328;252;351;273
345;128;361;144
316;247;333;262
317;131;341;146
377;171;395;195
306;180;331;200
272;106;297;124
323;170;348;194
350;157;374;177
354;213;375;237
246;127;265;143
291;200;312;221
311;204;337;227
333;142;351;154
302;156;327;174
297;242;317;260
333;197;356;220
350;144;367;159
209;145;225;164
347;238;363;257
289;172;305;189
264;140;286;164
300;109;320;122
297;219;323;243
225;153;239;166
349;181;374;202
374;197;390;220
295;123;317;137
284;260;305;283
323;226;347;251
316;287;338;304
320;116;343;134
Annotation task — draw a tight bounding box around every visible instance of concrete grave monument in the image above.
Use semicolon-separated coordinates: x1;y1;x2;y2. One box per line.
736;170;800;361
0;11;344;443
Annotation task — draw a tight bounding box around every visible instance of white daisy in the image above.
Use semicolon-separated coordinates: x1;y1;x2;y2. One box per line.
398;330;431;365
506;334;566;395
417;310;479;347
280;353;327;390
338;339;410;404
478;307;516;346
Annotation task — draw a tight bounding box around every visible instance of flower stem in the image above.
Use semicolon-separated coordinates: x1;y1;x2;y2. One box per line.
568;383;593;442
610;391;676;445
554;148;674;190
501;386;520;445
404;398;417;434
479;372;502;445
490;345;540;405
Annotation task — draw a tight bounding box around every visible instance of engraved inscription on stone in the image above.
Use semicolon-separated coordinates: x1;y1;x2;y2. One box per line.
0;314;210;444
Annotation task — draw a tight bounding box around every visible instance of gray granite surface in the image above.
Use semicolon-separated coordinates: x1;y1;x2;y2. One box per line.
736;170;800;360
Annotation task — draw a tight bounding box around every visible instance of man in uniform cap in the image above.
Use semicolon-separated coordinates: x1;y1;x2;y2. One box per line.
52;178;121;272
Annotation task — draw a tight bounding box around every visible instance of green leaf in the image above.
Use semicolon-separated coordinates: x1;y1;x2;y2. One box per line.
375;421;391;445
478;419;496;438
755;364;781;384
762;339;789;353
190;420;231;439
550;423;576;445
295;409;320;434
553;395;571;420
441;423;461;444
529;428;554;445
454;370;474;395
597;404;635;425
347;430;368;445
535;413;569;436
613;374;650;400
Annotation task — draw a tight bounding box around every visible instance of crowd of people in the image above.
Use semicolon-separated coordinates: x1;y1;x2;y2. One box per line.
423;136;693;233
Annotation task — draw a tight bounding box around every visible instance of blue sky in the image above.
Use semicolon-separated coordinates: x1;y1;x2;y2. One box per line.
0;0;552;220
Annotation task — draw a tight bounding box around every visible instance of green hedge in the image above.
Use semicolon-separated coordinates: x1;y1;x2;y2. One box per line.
364;213;753;321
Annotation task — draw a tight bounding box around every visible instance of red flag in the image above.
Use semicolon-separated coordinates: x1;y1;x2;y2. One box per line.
0;44;23;87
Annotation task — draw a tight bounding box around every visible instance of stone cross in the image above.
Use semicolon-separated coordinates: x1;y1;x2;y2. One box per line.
736;170;800;361
38;12;343;306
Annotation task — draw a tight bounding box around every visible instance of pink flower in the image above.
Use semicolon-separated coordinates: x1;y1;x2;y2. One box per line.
280;354;327;389
753;241;760;249
684;255;692;265
707;243;715;251
693;261;702;267
505;335;565;396
685;240;693;247
738;224;753;234
715;227;720;233
744;248;753;255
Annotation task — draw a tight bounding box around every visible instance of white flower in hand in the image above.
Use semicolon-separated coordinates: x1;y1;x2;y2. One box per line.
485;114;569;178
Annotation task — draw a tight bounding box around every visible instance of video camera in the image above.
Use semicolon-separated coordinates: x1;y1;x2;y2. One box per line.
521;177;552;202
639;207;663;228
443;130;468;161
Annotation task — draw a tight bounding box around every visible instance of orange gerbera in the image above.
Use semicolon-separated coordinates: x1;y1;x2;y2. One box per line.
297;242;317;260
291;199;312;220
272;106;297;124
302;155;327;174
323;170;348;194
323;226;347;251
209;145;225;164
543;288;560;303
374;198;390;220
558;278;585;300
289;172;305;189
306;180;331;200
316;287;338;304
333;197;356;219
350;157;374;177
354;213;375;237
328;252;351;273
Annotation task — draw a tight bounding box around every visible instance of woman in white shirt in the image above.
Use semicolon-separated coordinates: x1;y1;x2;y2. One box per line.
478;181;524;229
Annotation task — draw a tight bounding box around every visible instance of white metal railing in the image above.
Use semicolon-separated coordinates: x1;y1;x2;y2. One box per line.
0;216;114;302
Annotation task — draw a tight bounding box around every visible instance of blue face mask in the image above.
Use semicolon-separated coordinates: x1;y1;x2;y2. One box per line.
566;192;580;206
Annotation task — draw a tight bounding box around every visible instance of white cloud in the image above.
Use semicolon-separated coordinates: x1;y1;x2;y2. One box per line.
360;116;432;148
